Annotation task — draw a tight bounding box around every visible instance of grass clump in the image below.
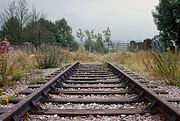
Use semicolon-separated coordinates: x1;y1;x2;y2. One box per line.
33;44;61;69
0;51;30;86
143;51;180;86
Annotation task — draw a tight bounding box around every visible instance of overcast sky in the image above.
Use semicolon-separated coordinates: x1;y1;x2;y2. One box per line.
0;0;159;42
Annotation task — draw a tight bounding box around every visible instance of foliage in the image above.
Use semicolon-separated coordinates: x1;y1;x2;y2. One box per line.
0;0;79;51
0;51;30;86
76;28;85;50
69;40;79;51
32;44;61;69
143;51;180;86
78;29;107;53
0;55;8;84
152;0;180;49
104;51;153;73
1;17;22;44
0;0;31;44
0;96;9;105
84;30;96;52
24;18;56;47
54;18;77;50
103;27;113;53
0;88;3;95
68;50;103;63
94;34;108;53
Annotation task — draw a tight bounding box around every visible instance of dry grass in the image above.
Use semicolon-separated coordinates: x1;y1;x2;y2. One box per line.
60;50;103;64
0;50;33;87
104;50;180;86
1;47;179;87
143;51;180;86
103;51;148;72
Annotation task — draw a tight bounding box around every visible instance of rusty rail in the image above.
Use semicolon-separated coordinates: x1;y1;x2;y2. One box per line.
107;62;180;121
0;62;80;121
0;62;180;121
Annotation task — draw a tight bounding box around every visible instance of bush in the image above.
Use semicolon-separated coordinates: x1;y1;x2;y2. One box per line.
33;44;61;69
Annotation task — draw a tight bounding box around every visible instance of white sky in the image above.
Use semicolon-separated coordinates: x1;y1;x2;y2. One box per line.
0;0;159;42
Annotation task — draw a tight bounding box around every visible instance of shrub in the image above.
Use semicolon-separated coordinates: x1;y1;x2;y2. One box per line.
33;44;61;69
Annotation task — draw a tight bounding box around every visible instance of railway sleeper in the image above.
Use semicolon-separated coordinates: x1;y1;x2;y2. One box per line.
31;108;154;116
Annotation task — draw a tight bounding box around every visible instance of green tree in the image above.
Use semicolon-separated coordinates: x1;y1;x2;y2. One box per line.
94;33;106;53
54;18;74;49
103;27;112;53
84;30;96;52
24;18;56;47
1;17;21;44
0;0;32;44
69;40;79;51
153;0;180;49
76;28;85;49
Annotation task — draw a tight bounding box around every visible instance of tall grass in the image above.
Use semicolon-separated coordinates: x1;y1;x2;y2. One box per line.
69;51;103;63
104;50;180;86
0;51;31;86
104;51;147;72
57;49;103;64
143;51;180;86
32;44;61;69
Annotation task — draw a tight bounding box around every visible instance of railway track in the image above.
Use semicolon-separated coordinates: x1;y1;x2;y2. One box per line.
0;62;180;121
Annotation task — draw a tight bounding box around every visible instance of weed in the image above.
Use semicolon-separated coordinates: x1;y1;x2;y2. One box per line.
143;51;180;86
33;44;61;69
0;51;30;86
0;88;3;95
0;95;9;105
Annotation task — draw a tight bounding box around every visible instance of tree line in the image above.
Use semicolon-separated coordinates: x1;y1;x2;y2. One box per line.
0;0;114;53
76;27;113;53
0;0;78;50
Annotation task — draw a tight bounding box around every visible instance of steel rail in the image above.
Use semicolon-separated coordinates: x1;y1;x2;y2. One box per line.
106;62;180;121
0;62;80;121
0;62;180;121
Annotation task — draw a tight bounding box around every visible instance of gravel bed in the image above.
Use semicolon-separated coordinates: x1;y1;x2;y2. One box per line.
49;94;137;99
61;83;123;86
0;103;15;109
169;102;180;108
40;102;148;110
0;67;63;108
27;114;162;121
116;65;180;108
59;88;124;91
42;68;60;77
70;77;117;79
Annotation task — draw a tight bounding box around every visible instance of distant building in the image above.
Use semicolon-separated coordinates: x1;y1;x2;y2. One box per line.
129;38;152;51
112;42;129;50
